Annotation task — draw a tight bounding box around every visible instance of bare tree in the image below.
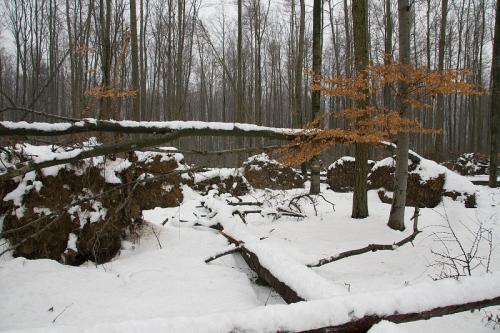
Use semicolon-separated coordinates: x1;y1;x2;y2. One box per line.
387;0;411;231
310;0;322;195
351;0;369;218
489;0;499;188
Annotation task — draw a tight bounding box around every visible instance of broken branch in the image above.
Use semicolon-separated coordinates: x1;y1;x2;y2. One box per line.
308;208;420;268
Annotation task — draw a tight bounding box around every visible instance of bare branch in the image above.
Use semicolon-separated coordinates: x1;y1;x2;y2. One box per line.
308;208;420;267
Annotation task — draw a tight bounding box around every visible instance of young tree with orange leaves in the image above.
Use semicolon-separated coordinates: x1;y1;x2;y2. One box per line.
277;64;479;229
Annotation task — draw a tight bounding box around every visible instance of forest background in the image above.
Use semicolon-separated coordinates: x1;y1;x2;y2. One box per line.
0;0;496;165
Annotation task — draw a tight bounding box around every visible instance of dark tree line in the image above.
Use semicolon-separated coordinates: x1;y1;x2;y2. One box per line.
0;0;497;162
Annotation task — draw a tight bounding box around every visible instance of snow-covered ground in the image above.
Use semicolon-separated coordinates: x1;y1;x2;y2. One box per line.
1;180;499;332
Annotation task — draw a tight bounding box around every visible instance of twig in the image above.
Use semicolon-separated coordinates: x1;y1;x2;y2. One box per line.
0;107;80;122
52;303;73;324
150;225;162;249
205;247;242;263
143;145;284;156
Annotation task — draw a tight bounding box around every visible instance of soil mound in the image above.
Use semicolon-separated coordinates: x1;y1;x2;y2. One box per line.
442;153;491;176
326;157;375;192
1;144;186;265
193;169;250;196
369;156;476;208
243;153;304;190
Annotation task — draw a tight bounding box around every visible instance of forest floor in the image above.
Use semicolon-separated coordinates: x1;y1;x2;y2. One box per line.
0;180;499;332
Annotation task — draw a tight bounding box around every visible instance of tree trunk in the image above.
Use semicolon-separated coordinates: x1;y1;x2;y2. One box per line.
387;0;411;231
351;0;369;219
99;0;113;120
130;0;141;121
435;0;448;161
489;0;499;188
310;0;323;195
384;0;392;109
293;0;305;128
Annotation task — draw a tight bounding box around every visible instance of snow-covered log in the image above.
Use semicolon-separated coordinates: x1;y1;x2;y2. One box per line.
201;194;346;303
18;273;500;333
297;295;500;333
219;230;306;303
0;132;182;180
0;119;299;139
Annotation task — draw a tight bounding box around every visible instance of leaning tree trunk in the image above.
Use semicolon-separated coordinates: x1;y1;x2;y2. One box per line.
387;0;411;231
351;0;369;218
489;0;499;188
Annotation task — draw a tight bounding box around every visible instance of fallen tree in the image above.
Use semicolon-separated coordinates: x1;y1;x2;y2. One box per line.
0;132;182;180
33;272;500;332
201;194;347;303
0;119;298;139
297;295;500;333
218;230;306;304
0;120;425;184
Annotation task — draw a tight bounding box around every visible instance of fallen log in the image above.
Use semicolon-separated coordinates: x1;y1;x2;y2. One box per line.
0;131;182;180
298;295;500;333
0;119;298;140
218;230;305;303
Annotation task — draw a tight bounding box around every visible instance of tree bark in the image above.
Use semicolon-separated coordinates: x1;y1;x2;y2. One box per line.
489;0;499;188
219;231;305;304
435;0;448;161
310;0;323;195
99;0;113;120
297;296;500;333
351;0;369;219
293;0;305;128
387;0;411;231
384;0;393;109
130;0;141;121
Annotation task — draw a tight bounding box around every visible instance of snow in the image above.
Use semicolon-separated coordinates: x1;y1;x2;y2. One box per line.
66;233;77;251
1;121;72;132
328;156;355;170
3;172;39;209
193;168;244;184
0;119;300;135
0;142;187;183
2;272;499;333
244;153;279;165
0;166;499;333
369;321;408;333
100;158;132;184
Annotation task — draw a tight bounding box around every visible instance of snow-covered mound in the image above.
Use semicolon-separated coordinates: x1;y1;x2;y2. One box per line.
243;153;304;190
369;155;477;208
326;156;374;192
0;142;188;265
192;168;250;196
442;153;492;176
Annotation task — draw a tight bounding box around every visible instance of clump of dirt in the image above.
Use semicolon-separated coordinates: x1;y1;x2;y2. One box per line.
126;153;185;209
193;172;250;196
442;153;491;176
1;147;186;265
443;191;477;208
375;174;445;208
243;153;304;190
326;157;375;192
